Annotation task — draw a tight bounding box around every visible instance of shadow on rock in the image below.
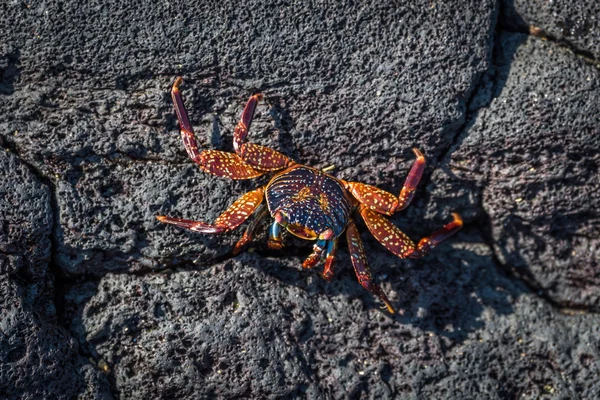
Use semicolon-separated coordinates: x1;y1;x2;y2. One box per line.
0;49;20;96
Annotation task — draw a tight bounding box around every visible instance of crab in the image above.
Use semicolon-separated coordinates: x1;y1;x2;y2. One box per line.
157;77;463;313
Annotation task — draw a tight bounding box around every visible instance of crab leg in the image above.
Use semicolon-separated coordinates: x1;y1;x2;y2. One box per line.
198;150;266;180
233;204;269;255
321;239;338;281
359;206;417;258
345;148;425;215
302;239;327;269
346;220;395;313
267;220;284;250
157;187;264;234
359;206;462;259
409;213;463;258
171;77;266;180
238;143;292;172
233;93;262;153
171;77;198;163
232;93;293;171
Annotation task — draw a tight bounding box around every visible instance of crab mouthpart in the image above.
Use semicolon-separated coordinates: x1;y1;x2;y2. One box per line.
274;211;326;240
286;223;318;240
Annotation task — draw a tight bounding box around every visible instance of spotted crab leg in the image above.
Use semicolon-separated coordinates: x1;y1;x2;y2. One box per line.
346;220;395;313
358;206;462;259
232;204;269;255
157;187;265;235
171;77;266;180
344;148;426;215
321;239;338;281
232;93;294;172
302;239;327;269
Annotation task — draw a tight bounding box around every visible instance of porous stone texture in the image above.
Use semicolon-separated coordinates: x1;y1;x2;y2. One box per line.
66;245;600;399
0;150;110;399
426;31;600;310
502;0;600;59
1;0;498;276
1;0;599;398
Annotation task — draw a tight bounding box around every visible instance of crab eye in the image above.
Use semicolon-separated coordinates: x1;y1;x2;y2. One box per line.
286;224;318;240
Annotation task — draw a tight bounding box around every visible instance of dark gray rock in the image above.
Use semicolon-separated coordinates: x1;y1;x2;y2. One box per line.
502;0;600;59
1;0;599;398
1;0;498;276
67;245;600;399
0;150;110;399
428;31;600;310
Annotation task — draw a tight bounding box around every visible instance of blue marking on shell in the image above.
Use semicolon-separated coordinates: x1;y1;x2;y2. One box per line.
266;166;351;238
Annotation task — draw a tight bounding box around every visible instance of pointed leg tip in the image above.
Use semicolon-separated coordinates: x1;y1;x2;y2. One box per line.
378;292;396;314
172;76;183;92
412;148;425;161
156;215;167;222
451;212;463;226
232;245;243;256
321;272;334;282
252;93;264;101
233;236;249;255
268;241;284;250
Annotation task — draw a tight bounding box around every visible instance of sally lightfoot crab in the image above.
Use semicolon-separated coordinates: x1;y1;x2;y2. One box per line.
157;77;463;313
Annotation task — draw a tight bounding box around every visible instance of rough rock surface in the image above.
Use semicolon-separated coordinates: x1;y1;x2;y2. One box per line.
503;0;600;59
1;0;599;398
0;150;110;398
67;247;600;399
2;0;497;277
426;31;600;310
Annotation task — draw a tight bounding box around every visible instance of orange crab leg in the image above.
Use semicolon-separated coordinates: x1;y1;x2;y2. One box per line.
239;143;292;171
359;207;417;258
345;148;425;215
232;94;293;171
171;77;267;180
157;187;265;234
359;207;463;259
198;150;266;180
171;77;199;163
233;204;269;255
410;213;463;258
397;148;426;211
233;93;262;153
345;182;400;216
321;239;338;281
346;220;395;313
